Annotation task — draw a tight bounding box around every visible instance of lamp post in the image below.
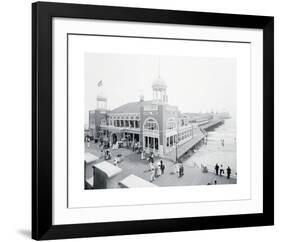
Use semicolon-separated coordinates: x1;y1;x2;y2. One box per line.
175;141;178;163
175;132;179;163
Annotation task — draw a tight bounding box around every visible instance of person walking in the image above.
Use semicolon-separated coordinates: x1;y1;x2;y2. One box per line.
178;162;184;177
149;160;154;171
215;163;219;176
155;163;160;178
150;152;154;163
160;160;165;175
227;166;231;179
141;150;145;160
181;163;184;177
150;166;155;182
219;164;224;176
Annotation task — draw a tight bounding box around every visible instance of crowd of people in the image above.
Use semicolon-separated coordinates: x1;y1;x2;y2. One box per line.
214;163;232;179
148;154;165;182
86;135;234;185
176;161;184;177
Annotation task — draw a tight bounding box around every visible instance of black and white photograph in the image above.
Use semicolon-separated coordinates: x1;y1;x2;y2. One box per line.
84;52;237;189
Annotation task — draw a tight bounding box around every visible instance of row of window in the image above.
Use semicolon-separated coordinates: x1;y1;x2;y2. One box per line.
101;117;189;131
167;118;189;130
178;130;193;141
166;135;177;147
166;129;192;147
107;119;140;128
108;115;140;120
144;136;159;150
167;119;177;130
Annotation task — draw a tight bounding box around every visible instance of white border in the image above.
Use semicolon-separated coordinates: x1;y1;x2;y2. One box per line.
68;35;249;207
53;18;263;225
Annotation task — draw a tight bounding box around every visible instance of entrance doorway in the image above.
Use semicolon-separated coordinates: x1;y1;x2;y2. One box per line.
112;133;117;144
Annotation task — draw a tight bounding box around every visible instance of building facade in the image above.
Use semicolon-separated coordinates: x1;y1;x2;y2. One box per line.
88;76;194;157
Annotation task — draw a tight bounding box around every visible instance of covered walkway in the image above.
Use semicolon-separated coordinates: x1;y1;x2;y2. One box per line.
165;133;205;161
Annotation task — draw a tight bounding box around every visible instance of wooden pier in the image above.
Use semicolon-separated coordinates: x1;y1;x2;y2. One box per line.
165;118;225;162
199;118;224;131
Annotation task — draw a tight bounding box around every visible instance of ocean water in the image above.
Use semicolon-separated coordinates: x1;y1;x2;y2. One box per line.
188;118;237;175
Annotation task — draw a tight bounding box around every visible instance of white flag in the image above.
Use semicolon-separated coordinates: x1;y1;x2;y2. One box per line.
97;80;103;87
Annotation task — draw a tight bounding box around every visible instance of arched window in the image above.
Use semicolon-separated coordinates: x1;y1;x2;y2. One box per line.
143;118;159;131
167;118;177;130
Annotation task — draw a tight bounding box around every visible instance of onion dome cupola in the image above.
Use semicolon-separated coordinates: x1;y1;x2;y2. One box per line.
152;76;168;103
96;80;107;110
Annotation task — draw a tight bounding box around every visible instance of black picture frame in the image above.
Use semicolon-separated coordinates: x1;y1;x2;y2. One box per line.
32;1;274;240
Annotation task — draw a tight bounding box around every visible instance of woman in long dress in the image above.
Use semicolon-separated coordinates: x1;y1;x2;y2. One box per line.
141;150;145;160
154;164;158;178
149;160;154;171
157;161;162;177
150;166;155;182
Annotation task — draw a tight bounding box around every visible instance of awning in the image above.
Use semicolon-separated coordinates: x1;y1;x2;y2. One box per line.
84;152;99;164
119;174;157;188
93;161;122;178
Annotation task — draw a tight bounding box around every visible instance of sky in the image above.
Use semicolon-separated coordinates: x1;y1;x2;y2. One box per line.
84;53;236;126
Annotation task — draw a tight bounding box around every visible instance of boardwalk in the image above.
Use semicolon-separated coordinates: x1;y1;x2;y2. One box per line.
152;161;236;187
85;142;236;189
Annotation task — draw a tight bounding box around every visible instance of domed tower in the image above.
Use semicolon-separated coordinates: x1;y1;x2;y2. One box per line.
152;76;168;104
95;80;107;110
96;92;107;110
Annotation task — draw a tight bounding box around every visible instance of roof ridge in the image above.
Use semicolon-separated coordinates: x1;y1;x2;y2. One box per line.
110;100;153;113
